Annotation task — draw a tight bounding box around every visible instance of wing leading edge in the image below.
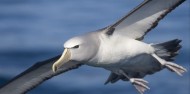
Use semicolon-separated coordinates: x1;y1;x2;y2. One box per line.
0;55;82;94
105;0;185;40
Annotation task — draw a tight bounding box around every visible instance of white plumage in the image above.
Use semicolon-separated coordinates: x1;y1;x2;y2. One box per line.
0;0;187;94
51;0;187;93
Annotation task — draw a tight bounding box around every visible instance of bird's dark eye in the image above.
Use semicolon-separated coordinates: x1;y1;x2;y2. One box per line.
73;45;79;49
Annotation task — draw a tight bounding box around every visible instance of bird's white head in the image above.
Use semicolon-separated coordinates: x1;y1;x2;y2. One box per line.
52;34;99;72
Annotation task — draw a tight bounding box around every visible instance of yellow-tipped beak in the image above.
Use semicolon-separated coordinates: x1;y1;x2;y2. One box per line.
52;48;71;72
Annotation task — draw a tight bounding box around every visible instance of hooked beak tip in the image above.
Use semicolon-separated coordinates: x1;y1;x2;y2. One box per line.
52;48;71;73
52;64;57;73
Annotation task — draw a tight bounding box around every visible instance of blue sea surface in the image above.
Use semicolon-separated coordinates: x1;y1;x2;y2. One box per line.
0;0;189;94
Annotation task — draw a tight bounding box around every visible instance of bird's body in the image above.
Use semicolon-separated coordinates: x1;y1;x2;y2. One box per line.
86;32;156;75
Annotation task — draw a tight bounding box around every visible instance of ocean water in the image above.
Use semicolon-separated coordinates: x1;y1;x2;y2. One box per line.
0;0;189;94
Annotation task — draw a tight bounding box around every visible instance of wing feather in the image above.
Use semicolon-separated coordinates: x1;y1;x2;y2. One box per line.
105;0;185;40
0;55;82;94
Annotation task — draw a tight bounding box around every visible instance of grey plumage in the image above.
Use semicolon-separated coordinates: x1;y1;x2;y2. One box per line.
0;55;82;94
153;39;182;61
105;0;185;40
0;0;187;94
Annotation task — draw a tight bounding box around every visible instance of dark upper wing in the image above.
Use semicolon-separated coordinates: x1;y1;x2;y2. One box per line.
0;55;82;94
104;0;185;40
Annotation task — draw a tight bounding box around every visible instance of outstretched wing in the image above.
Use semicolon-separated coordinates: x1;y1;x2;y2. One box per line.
104;0;185;40
0;55;82;94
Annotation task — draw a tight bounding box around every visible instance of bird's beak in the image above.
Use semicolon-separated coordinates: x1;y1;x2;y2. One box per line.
52;48;71;72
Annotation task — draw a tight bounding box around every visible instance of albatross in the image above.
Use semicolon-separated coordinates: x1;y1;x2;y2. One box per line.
0;0;187;94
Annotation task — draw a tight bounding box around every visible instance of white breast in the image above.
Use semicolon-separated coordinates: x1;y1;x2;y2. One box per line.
88;34;155;68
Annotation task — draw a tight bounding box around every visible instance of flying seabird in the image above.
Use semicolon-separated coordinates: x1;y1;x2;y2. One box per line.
0;0;187;94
